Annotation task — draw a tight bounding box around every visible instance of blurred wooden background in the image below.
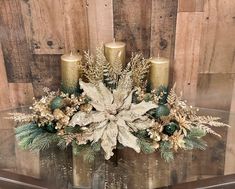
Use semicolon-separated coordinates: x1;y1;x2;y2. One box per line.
0;0;235;188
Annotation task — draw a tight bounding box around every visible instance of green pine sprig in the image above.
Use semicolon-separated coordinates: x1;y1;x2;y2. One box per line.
135;130;155;154
72;141;101;162
15;123;62;151
159;141;174;162
184;128;207;150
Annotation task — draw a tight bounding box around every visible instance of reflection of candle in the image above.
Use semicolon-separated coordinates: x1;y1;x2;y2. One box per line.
104;40;126;67
149;56;170;90
61;52;82;94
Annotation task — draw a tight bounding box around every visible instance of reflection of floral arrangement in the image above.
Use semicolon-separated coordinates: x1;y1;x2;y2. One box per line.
10;47;229;162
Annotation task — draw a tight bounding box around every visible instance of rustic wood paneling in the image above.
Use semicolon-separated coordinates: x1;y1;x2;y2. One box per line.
224;80;235;175
20;0;32;49
198;0;235;74
15;146;40;178
173;12;203;105
8;83;34;108
31;55;61;97
27;0;65;54
196;73;234;111
0;0;32;82
63;0;89;52
0;44;11;110
113;0;152;58
117;148;152;188
150;0;178;86
87;0;114;54
148;153;171;188
169;151;192;186
178;0;204;12
40;147;72;189
21;0;89;54
73;154;93;187
0;129;16;170
150;0;178;58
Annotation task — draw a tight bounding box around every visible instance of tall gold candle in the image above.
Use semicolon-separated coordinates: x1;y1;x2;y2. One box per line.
149;56;170;90
61;52;82;94
104;41;126;67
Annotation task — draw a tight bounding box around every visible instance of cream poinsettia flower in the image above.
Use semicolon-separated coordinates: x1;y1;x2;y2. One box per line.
69;74;157;159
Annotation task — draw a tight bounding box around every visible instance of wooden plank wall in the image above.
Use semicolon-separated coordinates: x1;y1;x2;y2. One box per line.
174;0;235;180
174;0;235;110
0;1;234;109
0;0;178;110
224;81;235;174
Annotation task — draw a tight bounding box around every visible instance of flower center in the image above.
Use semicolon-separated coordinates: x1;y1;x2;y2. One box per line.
106;113;117;121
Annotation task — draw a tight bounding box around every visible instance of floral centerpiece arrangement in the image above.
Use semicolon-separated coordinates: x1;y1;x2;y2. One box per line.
10;47;229;162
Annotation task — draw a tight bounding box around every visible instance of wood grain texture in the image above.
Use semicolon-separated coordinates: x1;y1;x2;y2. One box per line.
73;154;93;187
196;73;234;110
224;80;235;175
198;0;235;74
178;0;204;12
0;0;32;82
173;12;203;105
40;147;72;189
63;0;89;52
15;146;40;179
147;153;171;188
0;43;11;110
150;0;178;86
117;148;153;189
21;0;89;54
27;0;65;54
169;152;192;186
0;129;16;170
87;0;114;54
150;0;178;57
113;0;152;58
31;55;61;97
8;83;34;108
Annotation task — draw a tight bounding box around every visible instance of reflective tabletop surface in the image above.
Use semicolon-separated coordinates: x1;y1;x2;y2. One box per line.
0;107;234;189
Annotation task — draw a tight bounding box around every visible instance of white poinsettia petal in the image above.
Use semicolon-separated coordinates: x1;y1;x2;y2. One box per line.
93;120;108;142
117;119;140;153
91;112;106;123
79;80;105;111
69;111;93;127
130;101;157;116
101;121;118;160
113;72;133;109
113;89;128;110
119;101;157;122
121;90;135;110
98;82;113;107
69;111;106;127
90;102;105;112
127;119;154;132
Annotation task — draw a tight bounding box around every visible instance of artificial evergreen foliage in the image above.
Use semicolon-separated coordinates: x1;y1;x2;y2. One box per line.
159;141;174;162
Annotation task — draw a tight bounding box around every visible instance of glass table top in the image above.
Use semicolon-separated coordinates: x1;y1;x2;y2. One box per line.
0;107;234;189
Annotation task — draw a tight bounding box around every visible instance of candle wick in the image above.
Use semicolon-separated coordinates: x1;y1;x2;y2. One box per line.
157;52;160;58
70;51;73;56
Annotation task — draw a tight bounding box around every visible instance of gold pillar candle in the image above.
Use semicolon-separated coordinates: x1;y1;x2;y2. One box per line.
104;41;126;67
149;56;170;90
61;52;82;94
